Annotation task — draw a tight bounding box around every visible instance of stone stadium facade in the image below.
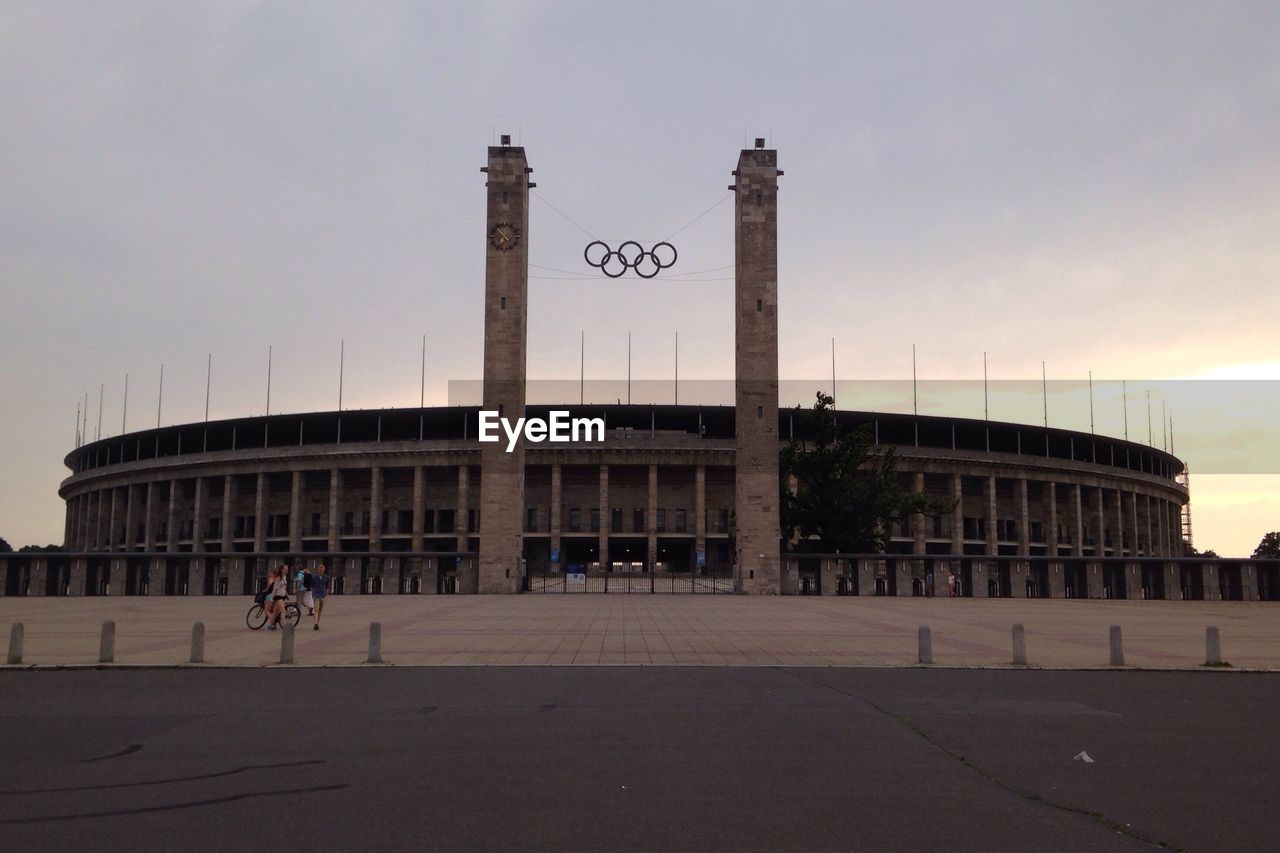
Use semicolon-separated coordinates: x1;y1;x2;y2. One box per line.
8;140;1276;601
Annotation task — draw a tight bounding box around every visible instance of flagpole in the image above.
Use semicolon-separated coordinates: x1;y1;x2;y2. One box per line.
1041;361;1047;427
674;331;679;405
627;330;631;405
831;337;836;402
983;352;988;420
338;340;344;411
122;373;129;435
420;334;426;409
911;344;917;415
157;364;164;428
1122;379;1128;440
579;331;584;405
265;345;272;416
97;383;104;441
205;354;212;422
1088;370;1094;434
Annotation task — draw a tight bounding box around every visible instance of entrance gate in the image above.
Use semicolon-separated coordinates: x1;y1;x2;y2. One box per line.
525;568;732;593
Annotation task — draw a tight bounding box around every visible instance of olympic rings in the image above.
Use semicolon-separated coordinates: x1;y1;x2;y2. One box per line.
584;240;678;279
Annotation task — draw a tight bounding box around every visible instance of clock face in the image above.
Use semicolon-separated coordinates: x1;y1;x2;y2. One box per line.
489;222;520;251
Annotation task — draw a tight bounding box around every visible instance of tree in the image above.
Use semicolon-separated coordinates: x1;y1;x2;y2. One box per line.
1183;540;1219;559
0;537;11;553
1253;532;1280;559
780;392;952;553
18;544;64;553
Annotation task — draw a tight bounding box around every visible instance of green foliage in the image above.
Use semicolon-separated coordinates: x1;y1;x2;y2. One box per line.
1253;531;1280;559
17;544;65;553
780;392;953;553
1183;541;1220;559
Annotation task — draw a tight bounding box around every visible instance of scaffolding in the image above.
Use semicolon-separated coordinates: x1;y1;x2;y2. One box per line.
1178;466;1193;551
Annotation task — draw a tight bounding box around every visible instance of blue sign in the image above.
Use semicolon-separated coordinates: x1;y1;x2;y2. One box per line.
696;550;706;567
550;549;561;564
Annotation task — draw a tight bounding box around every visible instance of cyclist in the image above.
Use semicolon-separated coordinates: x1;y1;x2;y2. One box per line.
266;565;290;630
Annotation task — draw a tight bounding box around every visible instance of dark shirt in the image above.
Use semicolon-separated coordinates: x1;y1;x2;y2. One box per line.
312;573;330;598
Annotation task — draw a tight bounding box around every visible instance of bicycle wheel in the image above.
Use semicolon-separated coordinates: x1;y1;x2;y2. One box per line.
246;604;267;630
285;603;301;627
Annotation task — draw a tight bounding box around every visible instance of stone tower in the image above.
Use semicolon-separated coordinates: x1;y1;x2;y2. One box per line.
732;140;782;594
478;138;532;593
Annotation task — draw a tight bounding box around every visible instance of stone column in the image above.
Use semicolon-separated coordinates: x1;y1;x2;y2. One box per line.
646;464;658;571
1017;478;1030;556
455;465;470;552
1072;484;1084;557
1163;561;1181;601
1241;563;1259;601
289;470;302;553
598;465;609;571
1114;489;1126;557
220;475;234;553
143;482;157;551
1047;560;1066;598
1202;563;1220;601
122;486;136;552
107;487;119;552
369;466;383;552
1125;561;1144;600
327;469;341;552
970;560;989;597
1095;487;1107;556
476;141;531;594
1085;560;1105;599
732;141;782;594
166;481;180;553
951;474;964;555
89;491;101;551
912;472;926;555
986;476;998;556
1146;491;1157;558
820;558;838;596
549;464;562;569
1130;490;1140;557
895;558;913;597
694;465;706;571
1047;481;1059;556
856;558;875;596
411;467;425;552
1157;497;1167;557
191;478;204;553
253;472;266;555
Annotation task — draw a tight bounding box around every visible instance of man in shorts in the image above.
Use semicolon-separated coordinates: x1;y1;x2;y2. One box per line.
311;563;329;630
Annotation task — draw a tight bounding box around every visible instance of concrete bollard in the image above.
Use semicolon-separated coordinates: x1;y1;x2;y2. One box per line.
7;623;23;665
190;622;205;664
367;622;383;664
917;625;932;665
1205;626;1222;666
279;624;295;665
99;620;115;664
1012;623;1027;665
1109;625;1124;667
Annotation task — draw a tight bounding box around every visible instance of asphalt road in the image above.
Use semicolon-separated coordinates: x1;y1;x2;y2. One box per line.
0;668;1271;852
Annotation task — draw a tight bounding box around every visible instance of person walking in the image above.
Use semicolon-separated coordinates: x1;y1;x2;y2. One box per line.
295;563;314;615
311;563;329;630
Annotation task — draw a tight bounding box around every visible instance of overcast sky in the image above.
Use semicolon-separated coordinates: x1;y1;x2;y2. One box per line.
2;1;1278;554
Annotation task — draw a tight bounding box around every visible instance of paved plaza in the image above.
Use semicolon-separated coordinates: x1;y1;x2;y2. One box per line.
3;595;1277;669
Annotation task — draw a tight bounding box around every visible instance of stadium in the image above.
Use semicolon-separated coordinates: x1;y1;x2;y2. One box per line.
7;140;1275;601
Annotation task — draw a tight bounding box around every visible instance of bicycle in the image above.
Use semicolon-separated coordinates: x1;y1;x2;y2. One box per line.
246;599;301;630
